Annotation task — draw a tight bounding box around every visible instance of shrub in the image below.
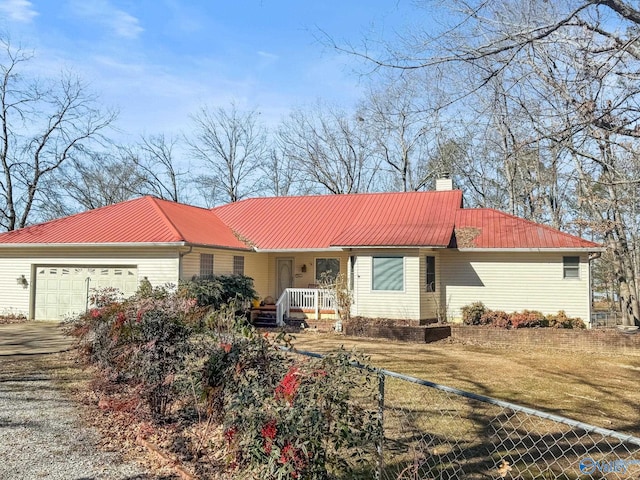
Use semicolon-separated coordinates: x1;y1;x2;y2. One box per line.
461;302;487;325
67;285;199;419
204;330;380;479
319;272;353;322
0;312;27;324
90;286;124;307
179;274;257;310
545;310;586;329
68;282;384;478
479;310;511;328
127;308;192;417
462;305;586;330
509;310;545;329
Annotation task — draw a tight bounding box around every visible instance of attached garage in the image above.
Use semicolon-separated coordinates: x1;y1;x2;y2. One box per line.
34;265;139;321
0;197;252;321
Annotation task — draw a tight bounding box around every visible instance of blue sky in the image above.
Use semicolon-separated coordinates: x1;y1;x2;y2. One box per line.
0;0;419;142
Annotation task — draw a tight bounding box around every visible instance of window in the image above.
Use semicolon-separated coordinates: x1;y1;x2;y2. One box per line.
563;256;580;279
426;256;436;292
200;253;214;277
372;257;404;291
316;258;340;283
233;256;245;275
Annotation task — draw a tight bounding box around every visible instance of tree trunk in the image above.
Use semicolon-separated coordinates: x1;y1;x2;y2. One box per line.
606;232;640;326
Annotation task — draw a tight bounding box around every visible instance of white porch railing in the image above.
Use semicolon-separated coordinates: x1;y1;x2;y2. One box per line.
275;288;337;326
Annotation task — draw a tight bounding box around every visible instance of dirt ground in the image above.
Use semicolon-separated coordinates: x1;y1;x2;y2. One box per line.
291;332;640;437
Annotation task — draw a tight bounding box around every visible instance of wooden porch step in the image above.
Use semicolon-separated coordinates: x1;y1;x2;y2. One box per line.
252;306;277;328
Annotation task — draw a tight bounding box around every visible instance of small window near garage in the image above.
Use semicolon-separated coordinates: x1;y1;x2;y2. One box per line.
316;258;340;283
200;253;214;277
372;256;404;291
426;256;436;292
233;256;245;275
563;256;580;279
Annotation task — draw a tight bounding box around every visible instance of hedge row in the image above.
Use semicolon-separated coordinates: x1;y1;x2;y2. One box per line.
461;302;585;329
67;276;378;479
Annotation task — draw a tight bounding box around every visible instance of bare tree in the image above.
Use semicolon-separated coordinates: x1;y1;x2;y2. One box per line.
358;74;442;191
259;144;308;197
0;38;115;229
278;103;380;194
187;103;267;204
124;133;186;202
343;0;640;324
47;151;148;216
191;173;224;208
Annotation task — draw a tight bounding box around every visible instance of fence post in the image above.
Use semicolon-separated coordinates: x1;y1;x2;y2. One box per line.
376;371;385;480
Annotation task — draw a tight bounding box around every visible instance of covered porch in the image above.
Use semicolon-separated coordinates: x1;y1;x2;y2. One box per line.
248;250;442;327
251;287;339;328
249;252;349;328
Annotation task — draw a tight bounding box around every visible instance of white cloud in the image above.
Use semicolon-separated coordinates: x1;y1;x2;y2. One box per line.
256;50;279;70
257;51;278;61
69;0;143;39
0;0;38;22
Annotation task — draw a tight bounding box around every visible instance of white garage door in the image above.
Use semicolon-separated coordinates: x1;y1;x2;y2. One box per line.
35;265;139;321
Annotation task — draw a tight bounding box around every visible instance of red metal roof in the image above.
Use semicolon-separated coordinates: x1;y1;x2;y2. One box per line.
453;209;600;249
0;191;600;251
215;191;599;250
213;190;464;249
0;196;249;249
330;223;455;247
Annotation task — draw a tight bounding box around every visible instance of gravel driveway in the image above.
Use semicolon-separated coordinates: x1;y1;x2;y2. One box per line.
0;323;156;480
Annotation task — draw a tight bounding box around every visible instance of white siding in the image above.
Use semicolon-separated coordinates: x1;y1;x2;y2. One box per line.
0;246;180;319
352;249;421;321
440;251;591;322
0;257;33;316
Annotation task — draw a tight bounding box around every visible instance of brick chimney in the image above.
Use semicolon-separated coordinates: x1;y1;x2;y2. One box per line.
435;174;453;191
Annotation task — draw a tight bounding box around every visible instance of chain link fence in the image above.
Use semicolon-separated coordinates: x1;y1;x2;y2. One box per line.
376;369;640;479
292;349;640;479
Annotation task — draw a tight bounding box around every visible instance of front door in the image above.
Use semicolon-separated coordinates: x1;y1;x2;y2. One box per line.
276;258;294;299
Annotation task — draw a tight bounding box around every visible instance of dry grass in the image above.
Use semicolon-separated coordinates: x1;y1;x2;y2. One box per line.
291;332;640;437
